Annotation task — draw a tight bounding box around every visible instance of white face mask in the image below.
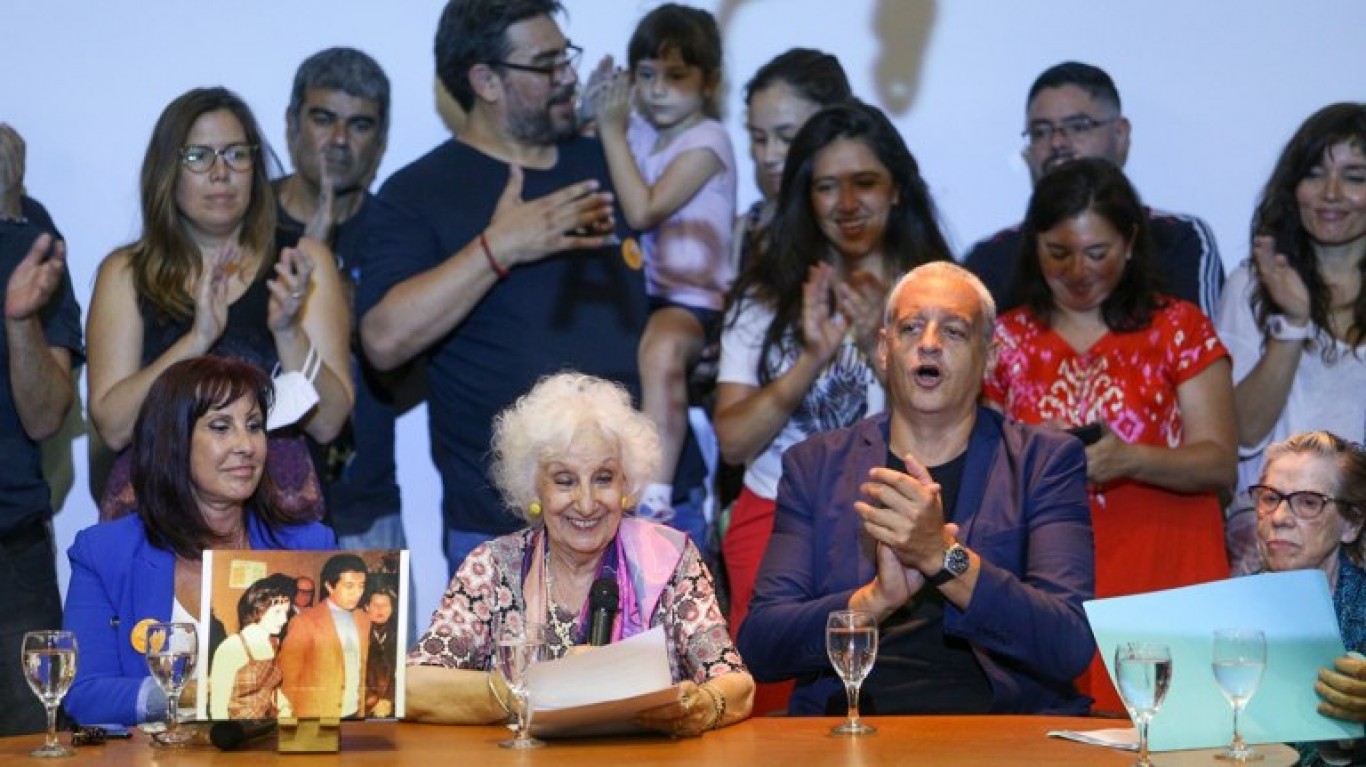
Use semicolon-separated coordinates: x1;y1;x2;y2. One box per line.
267;344;321;431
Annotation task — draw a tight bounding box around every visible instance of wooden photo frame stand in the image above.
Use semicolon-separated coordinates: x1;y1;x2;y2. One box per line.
277;717;340;753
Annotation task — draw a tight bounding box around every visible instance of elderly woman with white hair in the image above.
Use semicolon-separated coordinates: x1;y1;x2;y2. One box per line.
404;372;753;734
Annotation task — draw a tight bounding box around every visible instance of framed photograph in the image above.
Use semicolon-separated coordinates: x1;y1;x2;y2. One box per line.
194;549;409;721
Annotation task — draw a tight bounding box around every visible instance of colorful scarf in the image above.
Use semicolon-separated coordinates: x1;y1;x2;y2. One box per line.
520;517;685;644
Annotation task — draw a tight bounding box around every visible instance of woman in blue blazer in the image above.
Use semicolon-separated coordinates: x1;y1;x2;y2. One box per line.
63;357;335;725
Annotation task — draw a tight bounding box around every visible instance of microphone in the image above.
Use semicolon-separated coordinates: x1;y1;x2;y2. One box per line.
210;719;277;751
588;577;619;646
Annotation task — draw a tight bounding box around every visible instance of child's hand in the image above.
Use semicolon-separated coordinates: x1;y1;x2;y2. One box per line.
577;54;615;126
596;70;633;135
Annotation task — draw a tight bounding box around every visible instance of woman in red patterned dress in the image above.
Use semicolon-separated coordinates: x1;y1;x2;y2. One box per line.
983;158;1237;713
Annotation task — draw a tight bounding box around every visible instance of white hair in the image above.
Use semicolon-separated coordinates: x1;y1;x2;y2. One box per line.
883;261;996;340
488;372;661;522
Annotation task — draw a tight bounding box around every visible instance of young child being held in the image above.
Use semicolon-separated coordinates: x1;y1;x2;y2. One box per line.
595;3;737;524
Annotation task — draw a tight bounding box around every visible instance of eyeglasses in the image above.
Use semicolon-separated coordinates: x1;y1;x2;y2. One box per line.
1022;116;1117;145
179;143;256;174
492;43;583;82
1248;484;1348;520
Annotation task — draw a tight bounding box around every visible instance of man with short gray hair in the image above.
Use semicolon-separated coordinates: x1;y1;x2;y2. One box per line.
739;262;1096;715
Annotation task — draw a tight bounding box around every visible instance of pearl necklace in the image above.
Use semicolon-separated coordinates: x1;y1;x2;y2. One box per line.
543;563;580;652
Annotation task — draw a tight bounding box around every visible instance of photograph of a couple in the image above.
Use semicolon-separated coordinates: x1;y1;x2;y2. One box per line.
196;549;408;722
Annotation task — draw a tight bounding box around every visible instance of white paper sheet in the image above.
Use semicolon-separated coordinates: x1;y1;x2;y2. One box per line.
525;626;676;737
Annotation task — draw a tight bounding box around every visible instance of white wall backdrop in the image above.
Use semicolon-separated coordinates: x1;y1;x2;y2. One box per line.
4;0;1365;627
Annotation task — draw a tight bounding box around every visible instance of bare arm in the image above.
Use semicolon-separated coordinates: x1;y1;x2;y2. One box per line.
403;666;509;725
1086;358;1238;492
268;239;354;442
1230;236;1311;446
6;234;74;440
87;250;227;450
361;167;616;371
713;265;847;465
596;76;723;231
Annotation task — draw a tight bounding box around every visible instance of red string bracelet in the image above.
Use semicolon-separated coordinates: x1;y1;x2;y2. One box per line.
479;232;507;280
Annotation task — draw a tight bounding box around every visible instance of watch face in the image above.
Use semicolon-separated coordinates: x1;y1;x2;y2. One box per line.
944;544;970;576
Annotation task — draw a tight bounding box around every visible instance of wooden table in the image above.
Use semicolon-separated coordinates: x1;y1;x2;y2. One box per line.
0;716;1296;766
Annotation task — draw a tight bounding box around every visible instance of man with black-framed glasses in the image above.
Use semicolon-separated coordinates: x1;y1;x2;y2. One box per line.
360;0;704;578
963;61;1224;318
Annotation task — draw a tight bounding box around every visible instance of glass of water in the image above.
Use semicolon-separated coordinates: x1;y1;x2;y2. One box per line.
144;622;198;748
22;630;78;758
496;622;546;750
826;610;877;736
1212;628;1266;762
1114;642;1171;767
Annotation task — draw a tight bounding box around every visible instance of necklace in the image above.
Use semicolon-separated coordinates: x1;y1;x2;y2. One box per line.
543;563;579;651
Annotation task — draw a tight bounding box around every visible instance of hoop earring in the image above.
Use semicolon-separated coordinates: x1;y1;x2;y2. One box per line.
528;501;542;517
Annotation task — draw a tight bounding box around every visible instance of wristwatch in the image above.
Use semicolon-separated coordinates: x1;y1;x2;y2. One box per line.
928;542;970;587
1267;314;1314;342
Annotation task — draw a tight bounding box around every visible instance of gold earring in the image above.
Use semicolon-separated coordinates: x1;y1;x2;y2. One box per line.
621;495;634;511
528;501;542;517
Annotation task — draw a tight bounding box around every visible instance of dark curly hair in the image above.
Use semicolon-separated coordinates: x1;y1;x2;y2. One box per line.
726;100;951;383
1250;103;1366;361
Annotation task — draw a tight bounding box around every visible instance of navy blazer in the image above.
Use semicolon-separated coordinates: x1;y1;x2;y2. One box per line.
737;407;1096;715
63;513;335;725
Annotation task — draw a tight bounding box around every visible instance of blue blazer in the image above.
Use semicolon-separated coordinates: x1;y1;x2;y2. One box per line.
737;408;1096;715
62;513;335;725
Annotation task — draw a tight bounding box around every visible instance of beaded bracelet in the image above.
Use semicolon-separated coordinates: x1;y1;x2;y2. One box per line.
698;682;725;730
479;232;508;280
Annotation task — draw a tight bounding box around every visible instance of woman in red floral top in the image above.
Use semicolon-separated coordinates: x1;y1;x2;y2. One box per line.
983;158;1237;713
404;372;753;734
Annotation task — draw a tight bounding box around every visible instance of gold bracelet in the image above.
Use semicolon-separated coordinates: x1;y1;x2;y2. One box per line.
487;672;512;717
698;682;726;730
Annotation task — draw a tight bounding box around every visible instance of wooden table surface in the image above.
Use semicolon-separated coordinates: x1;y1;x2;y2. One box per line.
0;716;1297;766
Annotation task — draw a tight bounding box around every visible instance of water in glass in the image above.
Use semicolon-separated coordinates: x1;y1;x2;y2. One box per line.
826;610;877;736
22;630;78;758
1114;642;1171;767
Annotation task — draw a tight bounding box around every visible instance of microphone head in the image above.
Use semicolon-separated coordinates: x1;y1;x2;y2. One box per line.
209;721;246;750
589;577;619;612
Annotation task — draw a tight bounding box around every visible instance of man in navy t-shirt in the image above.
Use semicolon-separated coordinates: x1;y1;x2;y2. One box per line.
359;0;701;575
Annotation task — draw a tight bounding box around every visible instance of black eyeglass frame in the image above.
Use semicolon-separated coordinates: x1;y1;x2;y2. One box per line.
491;43;583;82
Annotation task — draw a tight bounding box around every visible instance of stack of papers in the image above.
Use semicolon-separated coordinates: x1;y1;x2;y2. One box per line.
527;626;678;738
1047;727;1138;751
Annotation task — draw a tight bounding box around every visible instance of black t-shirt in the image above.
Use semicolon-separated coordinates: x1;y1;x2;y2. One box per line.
835;449;993;715
359;138;703;534
0;198;83;534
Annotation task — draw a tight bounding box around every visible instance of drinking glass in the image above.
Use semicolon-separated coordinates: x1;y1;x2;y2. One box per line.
144;622;198;748
1114;642;1172;767
1212;628;1266;762
826;610;878;736
496;622;546;750
22;630;78;758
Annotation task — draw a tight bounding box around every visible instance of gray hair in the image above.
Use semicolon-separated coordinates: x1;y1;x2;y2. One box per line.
1263;430;1366;565
488;372;661;522
288;47;391;136
883;261;997;341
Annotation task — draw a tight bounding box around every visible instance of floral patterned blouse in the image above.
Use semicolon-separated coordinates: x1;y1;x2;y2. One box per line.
408;527;746;684
984;298;1227;447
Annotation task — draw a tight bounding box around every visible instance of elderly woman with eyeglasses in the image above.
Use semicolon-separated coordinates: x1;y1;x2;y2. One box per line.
87;86;352;520
1252;431;1366;766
